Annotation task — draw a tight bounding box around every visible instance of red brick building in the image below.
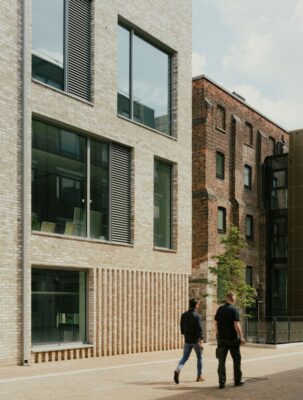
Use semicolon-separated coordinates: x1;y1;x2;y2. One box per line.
191;75;288;339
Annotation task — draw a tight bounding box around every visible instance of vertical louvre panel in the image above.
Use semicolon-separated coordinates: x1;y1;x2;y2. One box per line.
67;0;92;100
111;144;131;243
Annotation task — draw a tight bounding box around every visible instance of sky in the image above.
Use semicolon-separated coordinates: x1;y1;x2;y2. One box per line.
192;0;303;130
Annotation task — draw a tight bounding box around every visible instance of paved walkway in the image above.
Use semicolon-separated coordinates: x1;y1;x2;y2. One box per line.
1;344;303;399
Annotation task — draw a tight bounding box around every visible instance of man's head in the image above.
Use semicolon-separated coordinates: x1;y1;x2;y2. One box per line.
226;291;236;304
189;298;199;310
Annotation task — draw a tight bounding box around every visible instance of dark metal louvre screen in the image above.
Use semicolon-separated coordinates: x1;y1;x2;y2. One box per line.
111;144;131;243
67;0;92;101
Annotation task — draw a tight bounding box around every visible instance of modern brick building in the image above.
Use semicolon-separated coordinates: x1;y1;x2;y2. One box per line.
191;75;288;339
0;0;192;365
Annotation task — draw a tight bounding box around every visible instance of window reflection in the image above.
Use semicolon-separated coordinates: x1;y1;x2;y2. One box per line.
154;161;172;248
32;269;86;345
117;25;171;135
32;0;64;89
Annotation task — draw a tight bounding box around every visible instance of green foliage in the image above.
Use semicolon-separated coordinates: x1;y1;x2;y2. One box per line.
210;225;257;310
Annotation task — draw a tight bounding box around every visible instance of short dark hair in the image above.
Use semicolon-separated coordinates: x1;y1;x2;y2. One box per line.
189;298;198;309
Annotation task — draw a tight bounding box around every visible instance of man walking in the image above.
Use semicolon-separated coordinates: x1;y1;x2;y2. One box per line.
215;291;245;389
174;298;204;384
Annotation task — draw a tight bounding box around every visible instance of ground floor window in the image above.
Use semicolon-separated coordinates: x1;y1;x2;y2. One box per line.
32;268;86;345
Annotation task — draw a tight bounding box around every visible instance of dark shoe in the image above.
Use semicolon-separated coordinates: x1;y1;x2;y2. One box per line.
196;376;205;382
235;380;245;386
219;383;225;389
174;370;180;384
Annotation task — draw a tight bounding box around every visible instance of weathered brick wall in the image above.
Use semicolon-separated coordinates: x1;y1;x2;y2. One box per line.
191;77;288;339
0;0;192;364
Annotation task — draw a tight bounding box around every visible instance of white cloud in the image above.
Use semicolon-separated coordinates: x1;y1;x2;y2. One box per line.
229;83;303;130
192;51;207;77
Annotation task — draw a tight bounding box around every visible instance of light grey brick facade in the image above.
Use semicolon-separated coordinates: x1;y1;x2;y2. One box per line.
0;0;192;365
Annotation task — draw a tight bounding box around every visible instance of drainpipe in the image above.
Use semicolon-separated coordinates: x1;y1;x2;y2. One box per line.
22;0;30;366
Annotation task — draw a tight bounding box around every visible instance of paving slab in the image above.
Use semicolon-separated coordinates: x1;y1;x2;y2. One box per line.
0;344;303;400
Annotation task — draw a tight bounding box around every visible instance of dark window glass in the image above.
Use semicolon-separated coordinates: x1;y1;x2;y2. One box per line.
244;165;252;189
216;152;225;179
217;207;226;233
154;161;172;248
271;217;287;258
32;0;64;90
117;24;171;135
246;266;253;286
32;120;87;236
271;264;287;316
245;122;253;145
32;120;131;243
272;170;286;189
246;215;253;238
32;268;86;345
216;105;226;131
90;140;109;240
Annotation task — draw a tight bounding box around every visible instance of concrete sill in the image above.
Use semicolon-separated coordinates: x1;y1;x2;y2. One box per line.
32;343;93;353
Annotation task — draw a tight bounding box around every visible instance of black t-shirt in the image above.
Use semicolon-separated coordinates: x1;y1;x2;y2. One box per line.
215;303;240;340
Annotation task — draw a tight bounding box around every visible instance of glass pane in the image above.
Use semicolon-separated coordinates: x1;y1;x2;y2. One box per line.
246;216;252;237
244;166;251;187
218;208;224;231
32;269;86;345
246;267;253;286
154;161;171;248
117;25;130;118
32;120;87;236
90;140;109;240
32;0;64;89
273;170;286;188
271;265;287;315
133;35;170;134
216;153;224;178
271;189;288;210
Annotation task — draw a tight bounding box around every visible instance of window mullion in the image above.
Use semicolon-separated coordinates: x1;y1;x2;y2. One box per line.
108;143;112;241
64;0;68;92
87;138;91;238
130;29;134;120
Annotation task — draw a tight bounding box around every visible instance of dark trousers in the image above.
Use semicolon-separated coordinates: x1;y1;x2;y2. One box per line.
217;339;242;385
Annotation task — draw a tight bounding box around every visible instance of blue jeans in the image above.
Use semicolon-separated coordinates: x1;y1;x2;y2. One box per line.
177;343;203;377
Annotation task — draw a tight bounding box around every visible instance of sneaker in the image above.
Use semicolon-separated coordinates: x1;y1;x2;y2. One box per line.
235;380;245;386
219;383;225;389
196;376;205;382
174;370;180;384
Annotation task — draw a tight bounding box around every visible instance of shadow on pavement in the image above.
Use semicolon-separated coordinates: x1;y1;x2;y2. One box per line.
129;368;303;400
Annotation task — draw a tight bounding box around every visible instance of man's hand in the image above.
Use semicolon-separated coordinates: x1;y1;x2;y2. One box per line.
240;337;246;345
198;339;204;349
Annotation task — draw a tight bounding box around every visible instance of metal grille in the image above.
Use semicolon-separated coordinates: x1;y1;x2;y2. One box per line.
111;144;131;243
67;0;92;101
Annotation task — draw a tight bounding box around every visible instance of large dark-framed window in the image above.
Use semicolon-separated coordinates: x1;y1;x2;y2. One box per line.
217;207;226;233
245;215;253;239
32;268;87;345
154;160;172;248
244;164;252;189
216;151;225;179
246;266;253;286
32;119;131;244
32;0;92;101
117;23;172;135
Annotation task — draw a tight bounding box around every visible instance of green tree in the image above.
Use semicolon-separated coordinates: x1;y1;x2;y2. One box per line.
210;224;257;310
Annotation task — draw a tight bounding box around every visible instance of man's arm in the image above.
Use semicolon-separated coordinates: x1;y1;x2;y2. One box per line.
234;321;246;344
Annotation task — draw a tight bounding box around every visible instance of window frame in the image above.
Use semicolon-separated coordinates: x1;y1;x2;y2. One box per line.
245;214;253;239
244;164;252;189
216;105;226;132
246;266;253;286
216;151;225;179
245;122;253;146
117;22;173;136
217;207;226;233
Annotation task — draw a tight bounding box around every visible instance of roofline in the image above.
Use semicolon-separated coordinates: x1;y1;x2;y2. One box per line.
192;74;288;134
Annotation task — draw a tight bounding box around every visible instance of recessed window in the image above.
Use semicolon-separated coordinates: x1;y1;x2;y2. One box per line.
216;105;226;131
216;152;225;179
246;266;253;286
154;160;172;248
217;207;226;233
32;119;131;243
269;137;276;155
245;122;253;145
245;215;253;238
32;0;92;100
272;170;286;189
32;268;87;345
244;165;252;189
118;24;171;135
271;217;287;258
